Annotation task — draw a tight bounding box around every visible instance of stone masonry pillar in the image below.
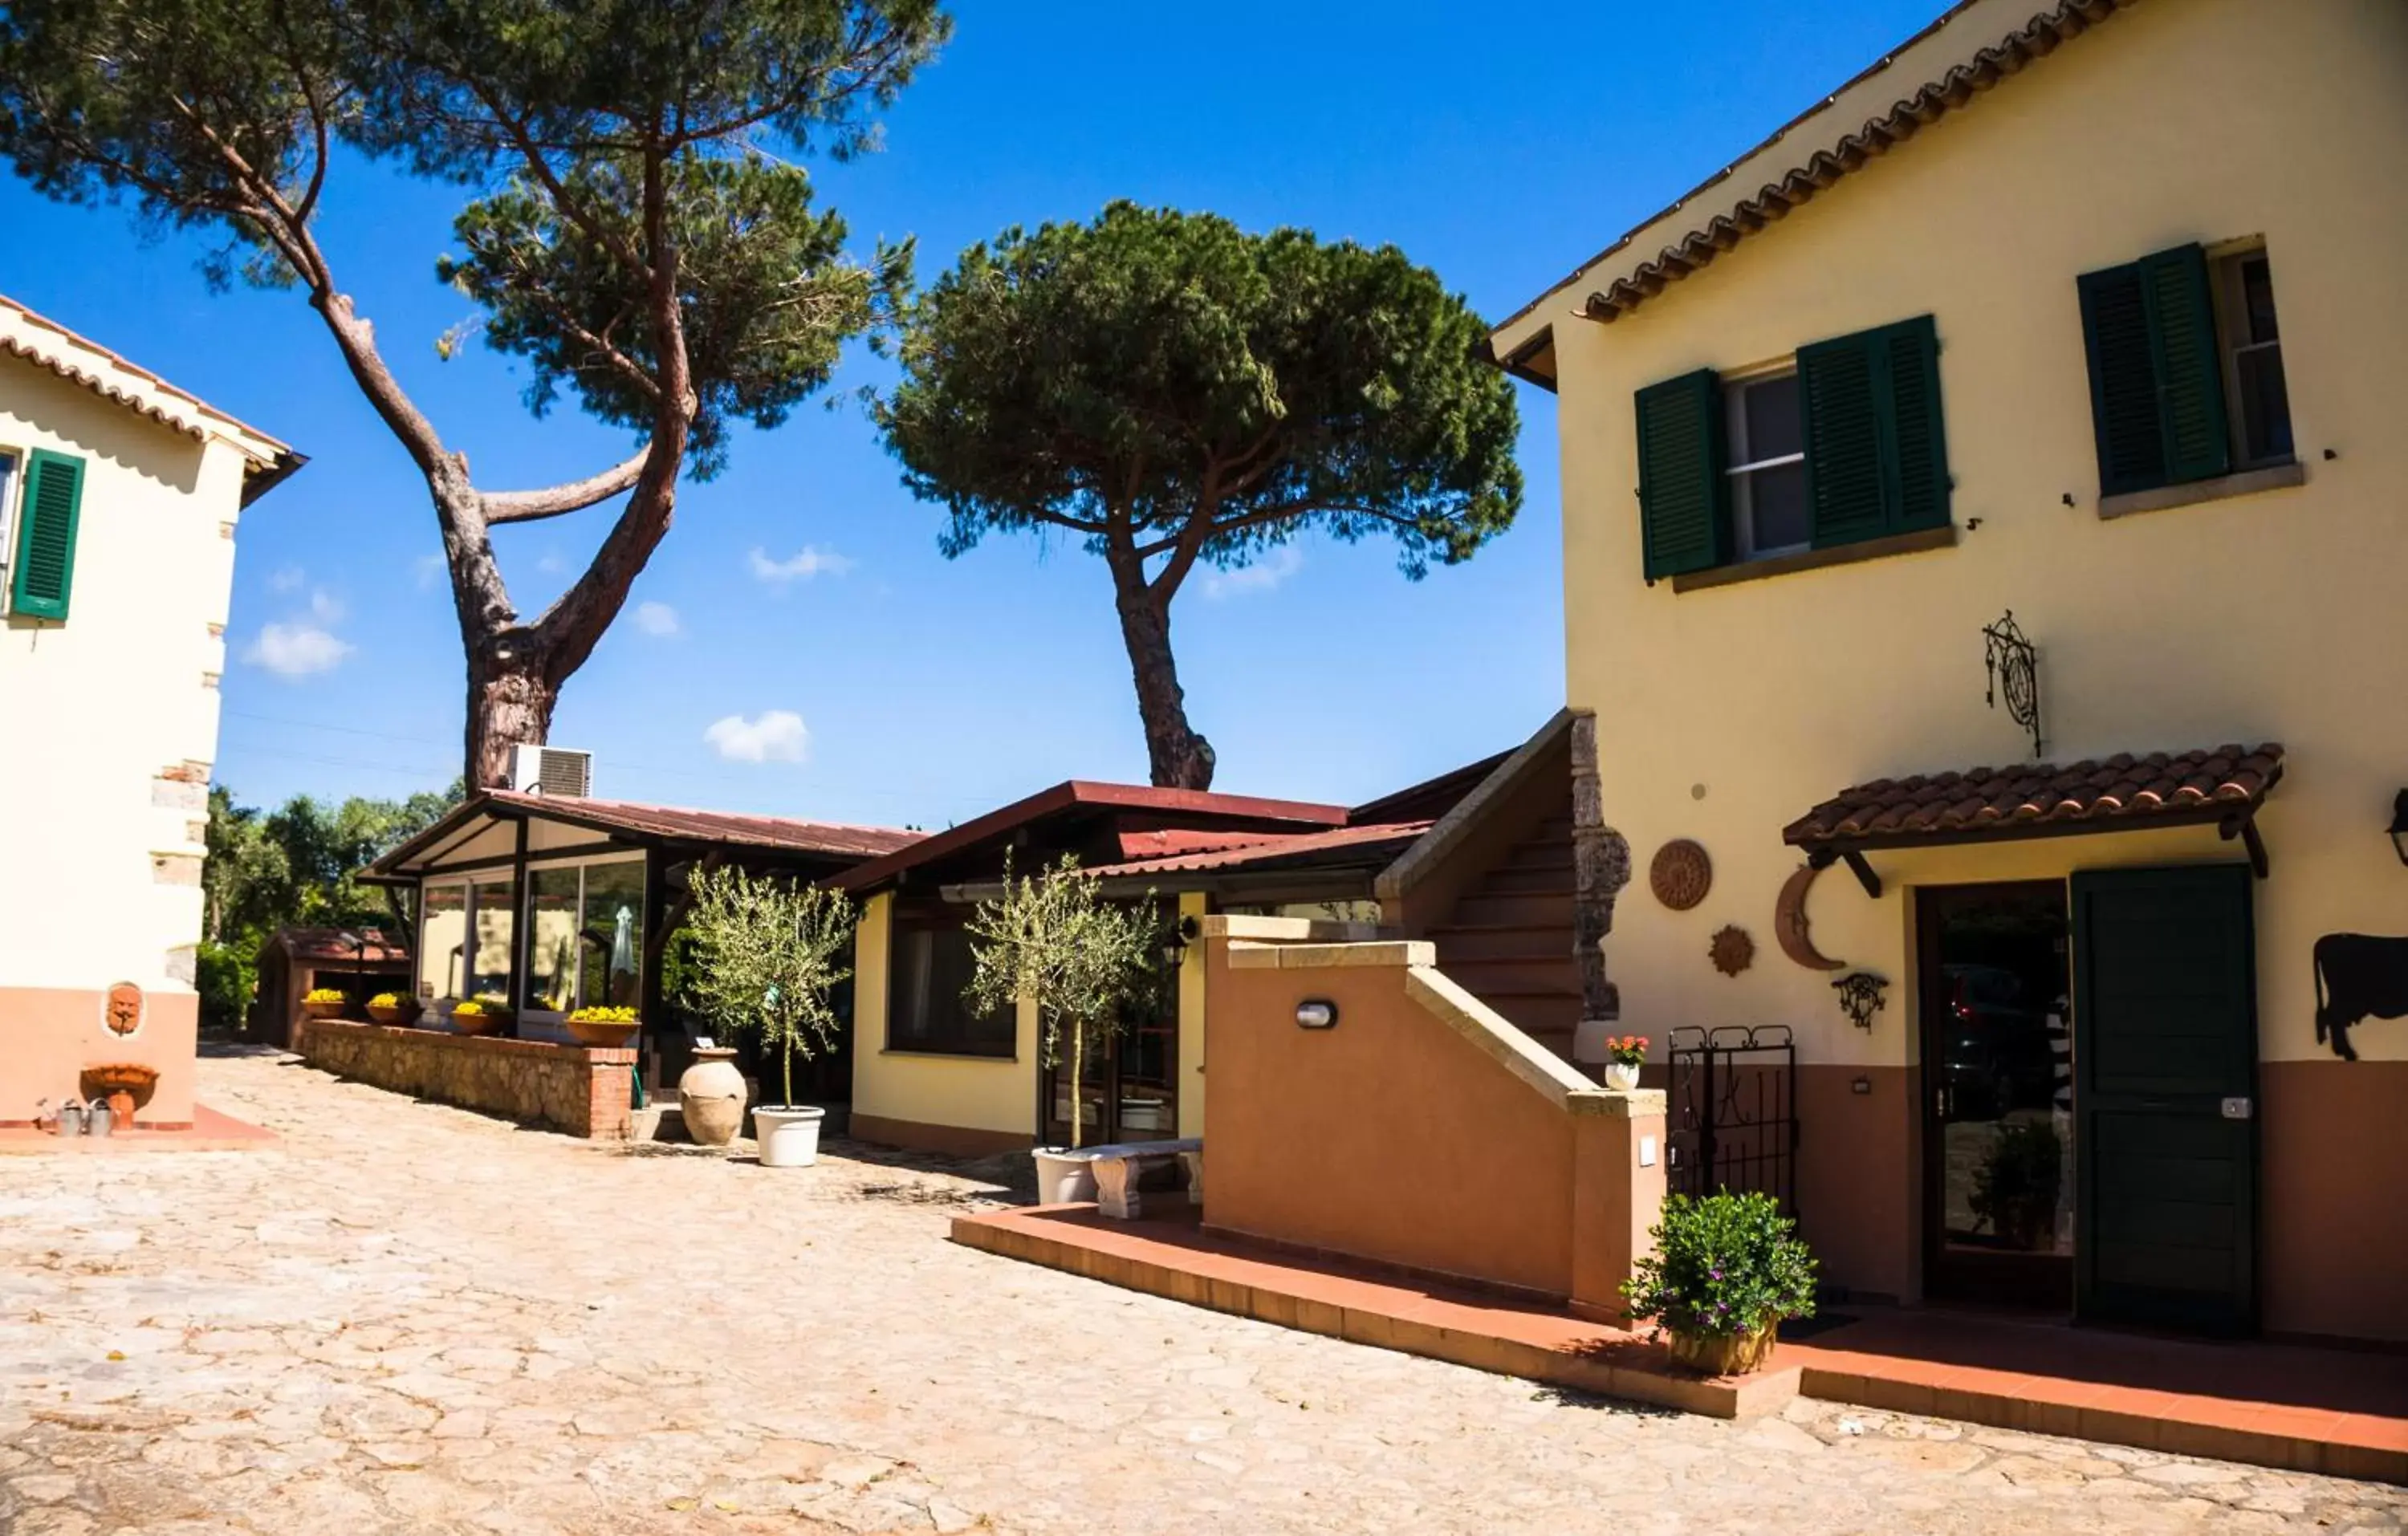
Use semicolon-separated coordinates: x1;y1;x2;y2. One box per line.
1568;712;1631;1066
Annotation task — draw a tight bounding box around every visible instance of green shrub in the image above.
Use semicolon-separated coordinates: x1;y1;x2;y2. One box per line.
1621;1191;1818;1339
1970;1120;2063;1250
196;940;255;1035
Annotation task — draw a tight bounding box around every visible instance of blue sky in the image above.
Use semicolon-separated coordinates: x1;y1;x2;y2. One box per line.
1;0;1938;830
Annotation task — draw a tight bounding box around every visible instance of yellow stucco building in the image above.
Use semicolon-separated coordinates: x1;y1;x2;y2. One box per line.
0;296;298;1127
1485;0;2408;1340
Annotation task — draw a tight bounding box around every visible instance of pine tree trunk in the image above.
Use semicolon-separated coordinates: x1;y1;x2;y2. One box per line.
466;636;563;790
1107;551;1215;790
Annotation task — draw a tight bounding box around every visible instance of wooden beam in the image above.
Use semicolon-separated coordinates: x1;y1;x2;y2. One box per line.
1842;850;1884;900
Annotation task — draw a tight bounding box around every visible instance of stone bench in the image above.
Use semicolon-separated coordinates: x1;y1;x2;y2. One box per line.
1084;1137;1202;1220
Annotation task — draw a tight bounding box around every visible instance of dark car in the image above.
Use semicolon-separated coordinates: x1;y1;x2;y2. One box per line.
1938;965;2064;1120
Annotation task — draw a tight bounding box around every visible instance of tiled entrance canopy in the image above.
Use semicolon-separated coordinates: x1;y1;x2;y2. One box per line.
1784;743;2284;851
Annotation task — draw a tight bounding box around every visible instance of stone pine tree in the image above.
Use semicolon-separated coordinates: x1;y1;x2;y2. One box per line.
878;201;1523;790
0;0;948;786
962;855;1158;1151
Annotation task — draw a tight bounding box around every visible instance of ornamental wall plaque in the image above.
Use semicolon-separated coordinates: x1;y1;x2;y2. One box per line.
1649;839;1713;911
1708;924;1755;977
104;981;144;1037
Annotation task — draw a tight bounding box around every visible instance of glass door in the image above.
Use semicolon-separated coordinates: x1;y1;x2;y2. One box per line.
1918;880;2074;1309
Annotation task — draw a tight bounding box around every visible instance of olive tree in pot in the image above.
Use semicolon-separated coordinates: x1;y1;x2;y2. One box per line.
964;855;1159;1202
681;867;855;1168
1621;1191;1819;1377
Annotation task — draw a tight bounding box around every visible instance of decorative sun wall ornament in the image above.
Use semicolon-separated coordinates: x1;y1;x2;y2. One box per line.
1650;839;1713;911
1833;971;1889;1032
1708;924;1755;977
1983;609;2043;758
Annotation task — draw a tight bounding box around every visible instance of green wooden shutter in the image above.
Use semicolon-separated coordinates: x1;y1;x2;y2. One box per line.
2140;244;2231;485
1633;368;1730;580
2077;242;2230;495
1799;315;1950;547
10;449;84;621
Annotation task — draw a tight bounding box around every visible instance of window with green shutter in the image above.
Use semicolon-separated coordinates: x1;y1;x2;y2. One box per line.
1631;315;1950;587
1797;314;1950;548
10;449;84;622
1634;368;1731;580
2078;242;2234;496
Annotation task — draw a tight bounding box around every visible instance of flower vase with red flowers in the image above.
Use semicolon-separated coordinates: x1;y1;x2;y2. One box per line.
1601;1033;1648;1091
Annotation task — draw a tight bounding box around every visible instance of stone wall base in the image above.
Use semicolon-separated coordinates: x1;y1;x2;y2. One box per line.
303;1020;633;1139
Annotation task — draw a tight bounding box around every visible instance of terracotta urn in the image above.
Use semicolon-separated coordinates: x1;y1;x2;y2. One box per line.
567;1017;641;1050
678;1047;747;1147
80;1063;158;1126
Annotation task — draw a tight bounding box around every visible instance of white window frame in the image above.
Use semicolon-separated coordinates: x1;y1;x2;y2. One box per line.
2206;238;2292;472
518;850;645;1040
0;447;21;604
1723;364;1809;562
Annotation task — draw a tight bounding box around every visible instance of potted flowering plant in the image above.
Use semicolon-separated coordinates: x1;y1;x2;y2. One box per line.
301;986;348;1021
565;1004;640;1050
445;994;511;1036
1621;1191;1817;1377
366;992;421;1026
1602;1033;1648;1091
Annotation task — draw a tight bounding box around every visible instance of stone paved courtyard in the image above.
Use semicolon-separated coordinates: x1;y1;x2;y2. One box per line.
2;1049;2402;1536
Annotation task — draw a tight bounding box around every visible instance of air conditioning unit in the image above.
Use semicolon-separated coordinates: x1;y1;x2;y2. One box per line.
509;744;592;798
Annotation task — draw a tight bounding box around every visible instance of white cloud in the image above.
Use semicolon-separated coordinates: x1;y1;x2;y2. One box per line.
747;545;856;584
1202;545;1304;599
535;550;567;575
704;710;809;764
243;587;353;678
246;621;353;679
268;565;306;593
414;553;446;591
633;600;681;638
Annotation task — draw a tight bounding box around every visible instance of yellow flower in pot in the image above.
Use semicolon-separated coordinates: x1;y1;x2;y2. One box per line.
301;987;349;1022
365;991;422;1027
565;1004;640;1050
446;993;512;1036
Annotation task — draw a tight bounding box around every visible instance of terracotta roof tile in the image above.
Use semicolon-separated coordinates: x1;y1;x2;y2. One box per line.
1784;744;2284;848
481;790;921;859
1083;821;1435;880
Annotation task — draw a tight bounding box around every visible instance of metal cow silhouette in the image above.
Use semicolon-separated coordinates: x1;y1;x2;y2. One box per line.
2312;933;2408;1062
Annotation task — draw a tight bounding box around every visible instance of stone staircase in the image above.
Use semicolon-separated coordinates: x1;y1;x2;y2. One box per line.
1423;806;1588;1073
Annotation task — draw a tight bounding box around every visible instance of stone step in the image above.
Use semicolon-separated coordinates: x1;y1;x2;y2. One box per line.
1448;889;1576;929
1430;922;1573;962
1438;953;1581;996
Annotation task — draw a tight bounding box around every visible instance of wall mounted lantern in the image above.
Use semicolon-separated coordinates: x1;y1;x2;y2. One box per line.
2390;789;2408;867
1296;999;1338;1030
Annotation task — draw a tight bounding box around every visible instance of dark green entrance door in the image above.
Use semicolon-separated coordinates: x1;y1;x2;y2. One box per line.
2070;864;2258;1335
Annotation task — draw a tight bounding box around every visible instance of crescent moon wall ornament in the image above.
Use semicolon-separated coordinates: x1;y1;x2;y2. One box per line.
1650;839;1713;911
1774;863;1848;972
1708;924;1755;977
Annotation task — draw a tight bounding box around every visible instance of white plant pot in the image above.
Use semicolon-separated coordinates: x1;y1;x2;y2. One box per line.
1031;1148;1097;1205
1604;1061;1642;1091
754;1106;824;1168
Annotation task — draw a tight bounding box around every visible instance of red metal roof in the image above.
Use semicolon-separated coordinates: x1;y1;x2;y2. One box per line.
1083;820;1435;880
836;781;1349;893
1784;745;2284;849
479;791;922;859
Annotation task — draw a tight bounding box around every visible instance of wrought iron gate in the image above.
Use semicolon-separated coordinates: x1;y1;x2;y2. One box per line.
1666;1024;1798;1213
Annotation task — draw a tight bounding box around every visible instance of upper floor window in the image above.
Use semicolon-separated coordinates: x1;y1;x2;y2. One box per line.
1726;371;1808;560
1634;314;1950;583
4;449;83;622
2077;239;2294;499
